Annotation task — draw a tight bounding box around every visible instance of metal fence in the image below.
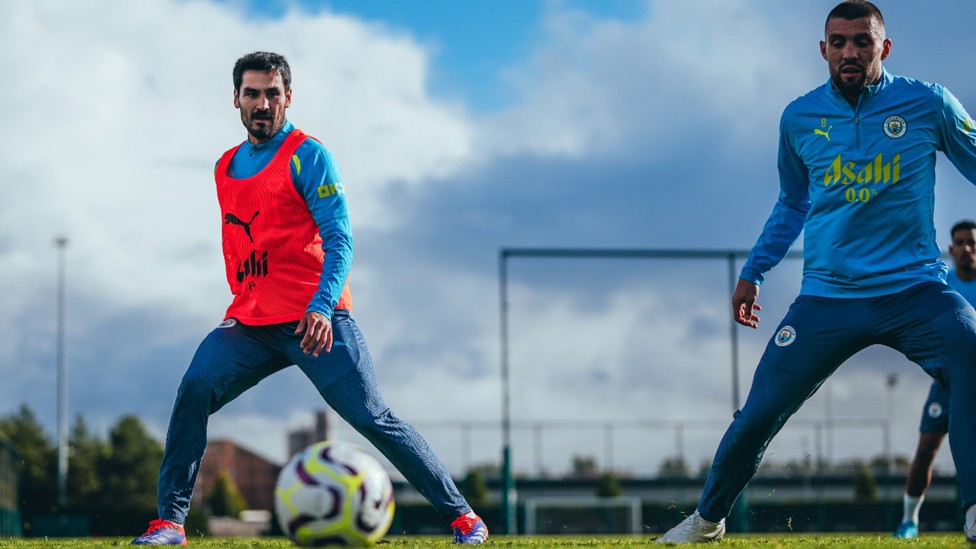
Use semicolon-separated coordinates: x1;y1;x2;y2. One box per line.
330;417;898;481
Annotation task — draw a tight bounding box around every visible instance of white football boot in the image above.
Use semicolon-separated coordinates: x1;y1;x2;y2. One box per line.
966;504;976;544
657;510;726;544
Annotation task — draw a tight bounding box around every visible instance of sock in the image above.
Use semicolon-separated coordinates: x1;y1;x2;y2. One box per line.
695;509;724;526
903;494;923;524
464;511;478;519
966;504;976;534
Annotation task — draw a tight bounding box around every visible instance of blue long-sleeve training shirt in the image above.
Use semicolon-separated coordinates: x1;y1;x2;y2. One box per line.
741;68;976;297
948;269;976;306
225;120;352;318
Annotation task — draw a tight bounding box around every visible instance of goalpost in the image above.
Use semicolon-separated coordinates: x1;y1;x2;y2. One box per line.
497;247;803;535
523;496;643;535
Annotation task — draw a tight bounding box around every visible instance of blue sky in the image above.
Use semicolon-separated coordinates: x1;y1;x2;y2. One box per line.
2;0;976;482
216;0;649;110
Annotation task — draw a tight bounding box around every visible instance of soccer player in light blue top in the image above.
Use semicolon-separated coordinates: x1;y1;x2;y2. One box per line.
659;1;976;544
894;220;976;539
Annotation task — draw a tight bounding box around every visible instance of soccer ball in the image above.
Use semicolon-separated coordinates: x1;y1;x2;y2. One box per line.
274;441;395;546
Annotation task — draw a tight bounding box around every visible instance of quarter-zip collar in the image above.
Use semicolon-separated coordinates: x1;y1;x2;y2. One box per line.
826;67;893;110
240;120;295;157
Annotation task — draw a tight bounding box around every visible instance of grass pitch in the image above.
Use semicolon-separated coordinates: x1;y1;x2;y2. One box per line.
0;534;972;548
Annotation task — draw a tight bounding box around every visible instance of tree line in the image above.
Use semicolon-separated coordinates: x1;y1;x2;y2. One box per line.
0;404;214;536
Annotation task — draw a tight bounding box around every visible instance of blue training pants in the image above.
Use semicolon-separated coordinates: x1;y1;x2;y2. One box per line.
155;310;470;524
919;379;950;434
698;282;976;521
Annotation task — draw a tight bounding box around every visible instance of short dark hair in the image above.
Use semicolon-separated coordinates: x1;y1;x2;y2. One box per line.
233;51;292;92
825;1;885;33
951;219;976;236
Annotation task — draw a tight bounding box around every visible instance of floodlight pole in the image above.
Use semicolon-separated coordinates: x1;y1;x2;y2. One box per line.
55;236;69;511
884;373;897;524
727;254;741;411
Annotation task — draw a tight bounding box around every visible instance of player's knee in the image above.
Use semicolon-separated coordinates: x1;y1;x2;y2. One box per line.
943;316;976;357
918;434;945;454
345;407;397;435
736;405;783;433
175;369;218;407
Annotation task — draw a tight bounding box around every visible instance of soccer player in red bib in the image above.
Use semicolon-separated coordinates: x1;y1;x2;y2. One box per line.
133;52;487;546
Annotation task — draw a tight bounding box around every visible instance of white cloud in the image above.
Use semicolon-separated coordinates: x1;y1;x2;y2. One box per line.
0;0;474;316
0;0;477;462
477;0;821;160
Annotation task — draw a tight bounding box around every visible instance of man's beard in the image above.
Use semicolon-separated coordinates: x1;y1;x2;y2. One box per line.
958;258;976;278
243;111;280;141
831;67;867;98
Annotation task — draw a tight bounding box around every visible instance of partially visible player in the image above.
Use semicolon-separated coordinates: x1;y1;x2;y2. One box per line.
894;220;976;539
657;1;976;544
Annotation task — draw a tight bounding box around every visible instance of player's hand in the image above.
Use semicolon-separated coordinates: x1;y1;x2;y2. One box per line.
296;312;333;357
732;278;762;328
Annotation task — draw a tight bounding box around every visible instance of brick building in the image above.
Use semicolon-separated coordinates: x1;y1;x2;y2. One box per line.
193;410;331;513
194;439;281;511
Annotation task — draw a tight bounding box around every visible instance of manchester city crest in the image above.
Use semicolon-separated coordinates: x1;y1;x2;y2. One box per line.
774;325;797;347
883;115;907;139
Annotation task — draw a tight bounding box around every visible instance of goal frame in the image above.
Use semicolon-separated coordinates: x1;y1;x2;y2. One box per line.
496;247;803;534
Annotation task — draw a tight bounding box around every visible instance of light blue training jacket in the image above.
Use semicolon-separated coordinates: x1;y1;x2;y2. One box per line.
741;68;976;297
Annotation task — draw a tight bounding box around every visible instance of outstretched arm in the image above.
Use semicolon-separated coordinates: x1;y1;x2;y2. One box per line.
938;86;976;185
737;107;810;297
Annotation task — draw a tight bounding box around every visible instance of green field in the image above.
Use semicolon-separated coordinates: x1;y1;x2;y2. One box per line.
0;534;973;548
